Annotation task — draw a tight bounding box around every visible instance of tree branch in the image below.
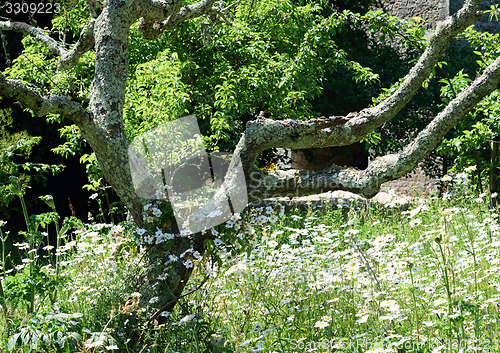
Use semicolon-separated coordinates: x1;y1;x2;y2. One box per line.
162;0;220;28
225;0;483;169
0;71;91;125
349;0;482;138
58;19;95;71
146;2;490;231
136;0;239;40
0;20;65;56
204;0;242;26
135;0;180;40
0;18;95;71
241;56;500;200
208;0;492;203
0;66;145;223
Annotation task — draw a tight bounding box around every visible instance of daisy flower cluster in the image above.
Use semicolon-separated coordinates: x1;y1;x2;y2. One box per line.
7;176;500;352
171;193;500;352
56;223;142;311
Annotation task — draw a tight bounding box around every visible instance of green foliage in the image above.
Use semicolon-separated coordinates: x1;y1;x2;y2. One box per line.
3;265;57;312
486;4;500;22
186;3;379;144
7;312;86;352
364;10;426;48
78;152;124;223
0;186;134;351
5;36;57;91
121;0;417;154
3;0;435;198
0;130;39;208
0;103;64;210
124;49;190;140
1;0;96;218
51;125;86;158
80;153;103;192
4;1;500;351
4;0;94;99
4;168;500;352
51;0;90;34
437;27;500;186
99;184;500;352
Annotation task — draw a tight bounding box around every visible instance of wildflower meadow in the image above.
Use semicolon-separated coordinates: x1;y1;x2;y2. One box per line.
2;170;500;352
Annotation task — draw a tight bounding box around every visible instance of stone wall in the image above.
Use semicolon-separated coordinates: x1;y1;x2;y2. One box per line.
379;0;500;32
379;0;449;28
380;167;438;196
450;0;500;33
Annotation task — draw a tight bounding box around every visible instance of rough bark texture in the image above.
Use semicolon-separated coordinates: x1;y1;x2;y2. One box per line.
234;55;500;200
0;19;96;71
0;20;66;56
86;0;144;224
58;19;96;71
0;0;236;221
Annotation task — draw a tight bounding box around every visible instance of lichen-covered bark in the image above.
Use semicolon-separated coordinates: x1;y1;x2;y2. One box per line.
228;0;482;157
354;0;481;136
140;230;207;320
1;0;493;226
0;20;66;56
0;19;96;72
239;56;500;200
86;0;144;223
0;72;89;122
58;19;96;71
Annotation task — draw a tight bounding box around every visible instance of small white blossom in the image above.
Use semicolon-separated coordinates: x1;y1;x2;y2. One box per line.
441;174;452;182
314;320;329;328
